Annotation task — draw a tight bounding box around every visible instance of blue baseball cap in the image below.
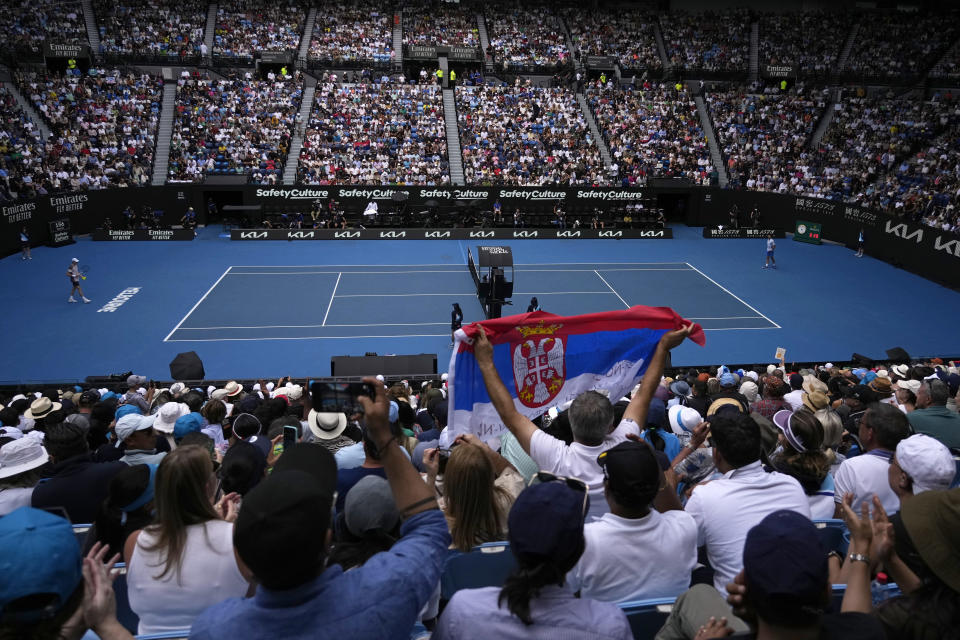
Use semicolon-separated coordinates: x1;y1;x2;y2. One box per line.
508;481;585;564
0;507;82;622
743;510;826;603
719;372;736;387
115;403;141;420
174;413;204;440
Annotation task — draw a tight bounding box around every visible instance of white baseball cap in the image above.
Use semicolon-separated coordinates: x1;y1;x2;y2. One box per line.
71;258;79;263
896;434;956;494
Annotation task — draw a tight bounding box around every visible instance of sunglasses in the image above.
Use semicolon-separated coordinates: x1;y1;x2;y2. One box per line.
530;471;589;519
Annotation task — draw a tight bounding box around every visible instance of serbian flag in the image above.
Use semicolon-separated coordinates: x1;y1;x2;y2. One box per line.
447;306;705;438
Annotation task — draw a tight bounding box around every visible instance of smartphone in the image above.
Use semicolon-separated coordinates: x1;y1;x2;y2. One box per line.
310;382;376;414
283;425;298;449
438;447;453;475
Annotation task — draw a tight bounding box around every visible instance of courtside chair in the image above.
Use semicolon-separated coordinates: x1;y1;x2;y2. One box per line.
440;541;516;600
618;597;675;639
73;523;91;549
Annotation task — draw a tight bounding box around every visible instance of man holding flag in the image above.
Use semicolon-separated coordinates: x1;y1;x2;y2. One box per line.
449;307;703;521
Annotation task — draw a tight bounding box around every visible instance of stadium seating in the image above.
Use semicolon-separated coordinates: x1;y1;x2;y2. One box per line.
619;598;676;640
440;541;516;600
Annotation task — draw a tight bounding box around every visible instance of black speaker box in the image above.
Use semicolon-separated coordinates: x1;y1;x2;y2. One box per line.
169;351;205;380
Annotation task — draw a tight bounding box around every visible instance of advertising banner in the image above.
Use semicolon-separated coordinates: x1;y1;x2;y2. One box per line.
92;229;196;241
702;228;783;239
230;228;672;241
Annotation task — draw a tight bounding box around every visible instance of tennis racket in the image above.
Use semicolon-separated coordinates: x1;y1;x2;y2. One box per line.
80;265;90;281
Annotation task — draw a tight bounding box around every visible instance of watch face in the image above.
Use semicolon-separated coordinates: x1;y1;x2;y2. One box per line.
797;224;807;234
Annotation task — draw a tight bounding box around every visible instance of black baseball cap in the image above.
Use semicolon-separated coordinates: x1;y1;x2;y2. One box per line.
597;441;660;508
743;510;827;606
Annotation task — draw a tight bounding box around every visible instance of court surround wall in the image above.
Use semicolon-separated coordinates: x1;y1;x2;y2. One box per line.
3;184;957;290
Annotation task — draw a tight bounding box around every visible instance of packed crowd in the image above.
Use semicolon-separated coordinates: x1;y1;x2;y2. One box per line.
167;76;301;184
402;4;478;48
931;40;960;80
486;6;569;69
213;0;305;58
0;0;87;54
310;2;393;63
810;93;947;203
457;83;609;186
660;10;749;72
587;81;713;186
0;87;48;202
708;85;826;193
1;327;959;639
758;12;848;76
19;69;160;191
564;11;661;70
297;82;449;186
94;0;206;57
845;12;959;78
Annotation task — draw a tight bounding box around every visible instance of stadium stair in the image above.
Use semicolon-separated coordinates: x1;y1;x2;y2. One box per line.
809;87;840;149
576;93;613;171
654;19;672;77
297;7;316;69
559;17;583;74
835;23;860;73
695;94;728;188
749;20;759;83
442;88;465;186
81;0;100;53
282;78;316;185
3;81;52;141
393;14;403;72
203;3;218;65
477;14;493;73
151;81;177;185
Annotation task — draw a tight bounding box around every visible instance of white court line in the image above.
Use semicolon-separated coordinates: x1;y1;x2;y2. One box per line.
686;316;765;320
685;263;781;329
702;327;780;331
523;268;693;272
229;263;459;267
334;292;476;297
593;270;630;308
166;334;450;342
321;272;342;326
514;262;688;265
163;267;233;342
514;291;613;295
177;322;449;330
228;270;466;275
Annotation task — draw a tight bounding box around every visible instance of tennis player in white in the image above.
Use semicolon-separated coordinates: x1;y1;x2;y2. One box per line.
67;258;91;303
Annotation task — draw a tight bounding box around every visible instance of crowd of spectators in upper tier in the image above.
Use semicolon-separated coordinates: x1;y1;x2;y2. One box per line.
845;12;959;78
297;82;449;186
588;81;713;186
167;75;301;184
758;12;848;76
309;2;393;63
94;0;206;58
486;5;569;69
457;83;609;186
0;87;49;202
0;0;86;54
564;11;661;70
402;4;478;48
213;0;305;58
660;10;749;72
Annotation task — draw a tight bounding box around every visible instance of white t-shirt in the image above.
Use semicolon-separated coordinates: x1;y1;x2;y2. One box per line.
685;461;811;592
766;238;775;252
0;487;34;516
782;390;804;411
529;419;641;522
568;510;698;602
128;520;249;634
833;450;899;515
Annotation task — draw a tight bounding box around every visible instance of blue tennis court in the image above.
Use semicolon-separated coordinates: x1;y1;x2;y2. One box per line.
164;262;777;342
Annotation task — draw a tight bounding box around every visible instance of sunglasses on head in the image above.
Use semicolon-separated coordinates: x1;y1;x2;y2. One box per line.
529;471;589;519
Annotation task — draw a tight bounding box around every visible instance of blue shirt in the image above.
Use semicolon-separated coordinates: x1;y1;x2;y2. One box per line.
190;510;451;640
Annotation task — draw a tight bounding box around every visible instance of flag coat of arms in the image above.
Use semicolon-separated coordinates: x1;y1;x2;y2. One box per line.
447;306;705;438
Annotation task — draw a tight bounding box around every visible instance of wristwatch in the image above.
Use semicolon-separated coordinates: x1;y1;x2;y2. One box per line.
847;553;870;564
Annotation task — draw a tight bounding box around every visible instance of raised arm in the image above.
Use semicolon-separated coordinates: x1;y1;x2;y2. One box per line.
473;328;539;453
622;324;695;425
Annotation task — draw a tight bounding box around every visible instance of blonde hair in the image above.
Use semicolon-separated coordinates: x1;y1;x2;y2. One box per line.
443;445;510;551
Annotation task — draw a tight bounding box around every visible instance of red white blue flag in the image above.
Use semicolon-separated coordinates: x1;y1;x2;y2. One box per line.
447;306;705;438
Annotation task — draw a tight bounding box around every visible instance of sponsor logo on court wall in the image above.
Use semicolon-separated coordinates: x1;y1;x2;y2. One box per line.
498;190;566;201
843;206;879;227
575;190;645;200
794;197;836;216
934;236;960;257
2;201;35;223
884;221;923;243
419;189;490;200
49;194;88;214
239;231;268;239
334;231;361;238
254;188;330;200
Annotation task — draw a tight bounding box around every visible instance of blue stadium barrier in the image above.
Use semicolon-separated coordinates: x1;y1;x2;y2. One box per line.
813;519;849;556
830;583;901;612
618;597;675;639
136;633;190;639
113;563;140;634
440;541;516;600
